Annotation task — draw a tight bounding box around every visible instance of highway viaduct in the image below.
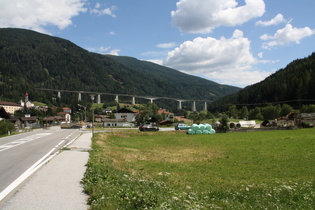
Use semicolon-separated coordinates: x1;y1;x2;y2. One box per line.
37;88;212;112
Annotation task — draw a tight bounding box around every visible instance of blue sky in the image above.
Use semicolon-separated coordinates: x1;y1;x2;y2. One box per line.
1;0;315;88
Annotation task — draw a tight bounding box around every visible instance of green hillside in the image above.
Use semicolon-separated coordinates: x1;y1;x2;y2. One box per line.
0;28;240;109
106;55;239;99
210;52;315;111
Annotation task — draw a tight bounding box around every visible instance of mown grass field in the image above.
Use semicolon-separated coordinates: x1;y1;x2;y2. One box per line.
83;128;315;209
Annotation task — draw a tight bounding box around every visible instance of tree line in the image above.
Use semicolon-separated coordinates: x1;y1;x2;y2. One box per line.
210;52;315;111
184;104;315;123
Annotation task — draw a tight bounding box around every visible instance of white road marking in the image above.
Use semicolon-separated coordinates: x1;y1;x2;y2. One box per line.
0;139;65;202
0;133;52;152
0;130;80;203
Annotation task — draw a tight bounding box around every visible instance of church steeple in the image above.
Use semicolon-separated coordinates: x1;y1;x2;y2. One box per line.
25;92;29;103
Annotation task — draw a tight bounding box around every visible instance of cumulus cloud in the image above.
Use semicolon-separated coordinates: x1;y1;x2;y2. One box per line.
90;3;117;17
163;30;270;87
171;0;265;33
261;24;315;49
0;0;87;33
88;46;120;55
256;14;287;26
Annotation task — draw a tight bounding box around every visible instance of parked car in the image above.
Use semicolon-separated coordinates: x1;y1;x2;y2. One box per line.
139;124;159;131
175;123;191;130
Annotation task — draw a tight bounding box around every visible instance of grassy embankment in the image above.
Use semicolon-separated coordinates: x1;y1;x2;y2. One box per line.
83;128;315;209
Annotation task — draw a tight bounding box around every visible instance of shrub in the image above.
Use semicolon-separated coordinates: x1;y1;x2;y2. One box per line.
0;120;15;135
218;114;229;131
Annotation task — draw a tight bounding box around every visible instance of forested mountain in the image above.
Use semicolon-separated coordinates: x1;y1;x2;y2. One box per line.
106;55;238;99
210;52;315;111
0;28;240;109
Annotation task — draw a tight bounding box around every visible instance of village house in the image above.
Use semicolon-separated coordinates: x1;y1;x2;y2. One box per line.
7;116;21;128
0;106;40;129
43;116;65;125
62;107;71;113
20;114;39;128
0;101;22;115
158;108;174;121
114;108;137;122
0;92;38;115
104;108;112;115
103;118;134;127
299;113;315;127
56;111;71;123
94;115;108;123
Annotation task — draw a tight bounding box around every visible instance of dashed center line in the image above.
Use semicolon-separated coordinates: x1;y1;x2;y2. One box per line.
0;133;53;152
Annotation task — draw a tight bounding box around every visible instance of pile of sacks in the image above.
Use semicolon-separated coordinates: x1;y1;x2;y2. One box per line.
187;124;216;135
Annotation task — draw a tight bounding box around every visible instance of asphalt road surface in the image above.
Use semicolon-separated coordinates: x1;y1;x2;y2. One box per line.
0;127;80;203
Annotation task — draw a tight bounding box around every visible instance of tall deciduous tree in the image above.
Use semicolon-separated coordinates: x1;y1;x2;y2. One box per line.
218;114;229;131
239;106;249;120
280;104;293;117
135;102;159;125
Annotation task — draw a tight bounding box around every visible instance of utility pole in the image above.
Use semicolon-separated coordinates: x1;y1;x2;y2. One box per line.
90;94;95;137
77;104;87;122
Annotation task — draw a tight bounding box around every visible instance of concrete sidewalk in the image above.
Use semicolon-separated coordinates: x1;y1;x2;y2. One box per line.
1;132;92;210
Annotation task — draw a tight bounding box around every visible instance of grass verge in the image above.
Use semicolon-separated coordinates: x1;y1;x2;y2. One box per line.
82;128;315;209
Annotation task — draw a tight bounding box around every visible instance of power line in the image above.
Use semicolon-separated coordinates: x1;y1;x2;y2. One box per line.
227;99;315;106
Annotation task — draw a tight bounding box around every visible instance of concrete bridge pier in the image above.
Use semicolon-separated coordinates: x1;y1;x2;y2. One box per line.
132;97;136;105
78;92;81;101
57;91;61;99
204;101;207;111
178;100;182;110
97;94;101;104
115;95;119;104
192;101;196;112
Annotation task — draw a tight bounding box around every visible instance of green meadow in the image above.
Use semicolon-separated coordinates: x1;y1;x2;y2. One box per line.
83;128;315;209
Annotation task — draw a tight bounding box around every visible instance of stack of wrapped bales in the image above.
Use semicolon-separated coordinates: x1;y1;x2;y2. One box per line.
187;124;216;135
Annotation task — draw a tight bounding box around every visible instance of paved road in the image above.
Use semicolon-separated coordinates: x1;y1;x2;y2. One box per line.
0;127;80;202
1;132;91;210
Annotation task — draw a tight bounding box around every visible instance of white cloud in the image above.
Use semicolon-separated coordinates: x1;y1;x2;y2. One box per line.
88;46;120;55
261;24;315;49
90;4;117;17
95;3;101;9
98;46;111;53
108;49;120;56
256;52;279;64
147;59;163;65
204;69;272;87
256;14;286;26
163;30;270;87
171;0;265;33
0;0;87;33
156;42;177;49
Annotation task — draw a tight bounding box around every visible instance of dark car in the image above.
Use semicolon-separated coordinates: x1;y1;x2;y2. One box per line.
139;124;159;131
175;123;191;130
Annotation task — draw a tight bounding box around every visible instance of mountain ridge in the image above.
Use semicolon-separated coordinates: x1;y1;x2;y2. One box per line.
209;52;315;111
0;28;240;109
